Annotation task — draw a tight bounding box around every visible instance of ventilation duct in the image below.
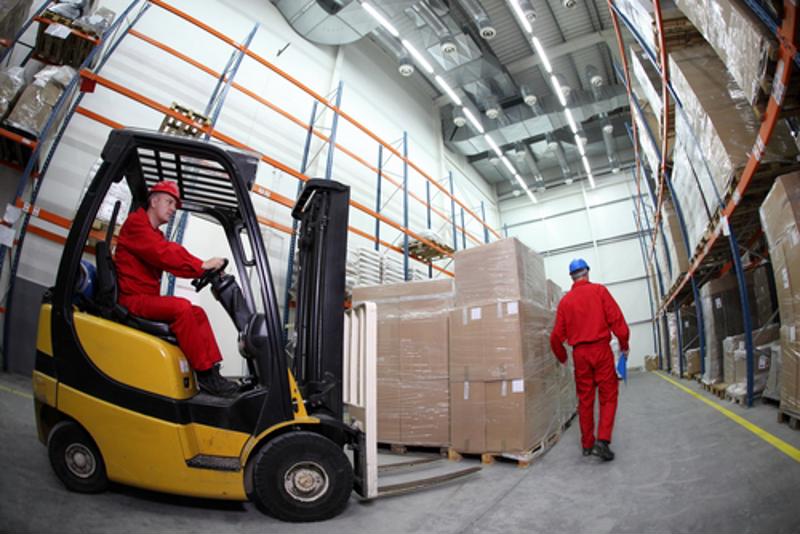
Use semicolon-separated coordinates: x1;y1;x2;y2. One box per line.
602;121;620;171
456;0;497;40
410;1;459;55
271;0;377;45
516;0;537;22
585;65;604;88
520;85;538;107
547;135;572;179
445;85;628;156
371;26;415;77
453;106;466;127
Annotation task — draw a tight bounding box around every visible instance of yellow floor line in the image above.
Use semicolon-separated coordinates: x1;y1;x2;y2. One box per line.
655;372;800;463
0;383;33;400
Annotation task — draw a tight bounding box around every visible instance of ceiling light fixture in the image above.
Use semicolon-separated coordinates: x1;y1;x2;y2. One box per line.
462;107;484;133
501;156;516;174
361;2;399;37
484;135;503;157
564;108;578;133
526;189;538;203
550;75;567;106
401;39;434;74
435;75;462;106
532;37;551;73
509;0;533;33
574;135;586;156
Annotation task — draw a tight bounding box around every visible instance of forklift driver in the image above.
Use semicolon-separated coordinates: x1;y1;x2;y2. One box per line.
114;180;239;397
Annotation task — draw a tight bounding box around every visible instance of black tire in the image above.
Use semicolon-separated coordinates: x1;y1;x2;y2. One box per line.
251;431;353;522
47;421;108;493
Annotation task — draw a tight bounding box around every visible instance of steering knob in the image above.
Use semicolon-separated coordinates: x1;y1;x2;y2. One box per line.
191;258;229;292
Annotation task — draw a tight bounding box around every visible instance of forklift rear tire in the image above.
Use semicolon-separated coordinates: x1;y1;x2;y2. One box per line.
48;421;108;494
251;431;353;522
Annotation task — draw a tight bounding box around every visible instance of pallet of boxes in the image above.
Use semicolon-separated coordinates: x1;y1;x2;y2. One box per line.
353;238;577;466
760;172;800;428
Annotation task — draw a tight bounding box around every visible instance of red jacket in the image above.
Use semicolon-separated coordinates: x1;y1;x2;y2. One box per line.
550;279;630;363
115;207;204;298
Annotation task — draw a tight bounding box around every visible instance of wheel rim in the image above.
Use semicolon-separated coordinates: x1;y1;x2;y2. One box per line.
283;461;329;503
64;443;96;479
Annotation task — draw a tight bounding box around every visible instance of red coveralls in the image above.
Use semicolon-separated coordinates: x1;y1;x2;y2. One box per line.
115;207;223;372
550;279;629;450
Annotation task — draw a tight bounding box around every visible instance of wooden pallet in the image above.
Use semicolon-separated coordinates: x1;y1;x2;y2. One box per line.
378;442;449;457
777;407;800;430
447;412;576;469
408;240;454;262
709;382;728;400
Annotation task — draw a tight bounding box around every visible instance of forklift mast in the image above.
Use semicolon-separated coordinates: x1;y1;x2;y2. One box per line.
291;179;350;420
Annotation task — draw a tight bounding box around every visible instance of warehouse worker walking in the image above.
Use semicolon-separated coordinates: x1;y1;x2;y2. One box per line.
550;259;630;461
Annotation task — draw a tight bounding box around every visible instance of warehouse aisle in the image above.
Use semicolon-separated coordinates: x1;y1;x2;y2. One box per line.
1;370;798;533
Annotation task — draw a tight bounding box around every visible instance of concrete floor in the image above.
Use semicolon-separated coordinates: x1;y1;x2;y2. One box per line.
1;370;799;533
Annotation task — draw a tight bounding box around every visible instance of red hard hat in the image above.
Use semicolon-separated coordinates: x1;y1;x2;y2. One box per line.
149;180;181;208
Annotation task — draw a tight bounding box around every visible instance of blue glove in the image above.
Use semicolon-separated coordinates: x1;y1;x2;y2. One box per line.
616;353;627;384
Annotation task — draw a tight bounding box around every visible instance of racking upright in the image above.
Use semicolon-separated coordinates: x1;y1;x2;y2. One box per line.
608;0;798;405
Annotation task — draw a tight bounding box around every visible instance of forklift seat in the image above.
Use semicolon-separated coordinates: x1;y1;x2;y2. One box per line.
94;240;178;345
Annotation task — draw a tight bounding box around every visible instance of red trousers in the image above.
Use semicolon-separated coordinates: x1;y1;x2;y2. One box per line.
120;295;223;372
573;341;619;449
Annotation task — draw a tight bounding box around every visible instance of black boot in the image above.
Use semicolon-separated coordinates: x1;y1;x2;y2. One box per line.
582;448;593;457
197;365;239;397
592;440;615;461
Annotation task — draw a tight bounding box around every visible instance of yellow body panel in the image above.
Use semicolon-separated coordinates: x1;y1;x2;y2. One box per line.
37;305;53;356
32;371;57;407
58;383;247;500
73;310;195;399
177;422;250;460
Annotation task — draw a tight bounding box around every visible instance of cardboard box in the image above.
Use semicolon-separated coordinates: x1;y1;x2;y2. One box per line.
672;0;776;107
454;238;547;307
450;372;561;454
354;279;453;445
721;324;779;384
759;173;800;411
685;348;701;376
644;355;659;372
670;45;799;255
449;300;553;382
449;380;485;453
546;279;563;312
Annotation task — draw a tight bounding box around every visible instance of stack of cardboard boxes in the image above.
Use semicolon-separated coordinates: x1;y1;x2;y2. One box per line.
354;238;575;455
449;239;562;454
700;266;778;385
352;279;453;447
760;172;800;413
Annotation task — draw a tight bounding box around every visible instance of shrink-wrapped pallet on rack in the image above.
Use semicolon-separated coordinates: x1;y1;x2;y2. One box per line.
4;65;76;138
700;266;778;384
668;44;799;255
352;279;454;446
0;0;33;46
449;238;564;457
613;0;702;57
759;172;800;413
672;0;777;108
0;66;25;122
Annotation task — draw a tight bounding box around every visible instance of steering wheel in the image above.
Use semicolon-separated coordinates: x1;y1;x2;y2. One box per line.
191;258;229;293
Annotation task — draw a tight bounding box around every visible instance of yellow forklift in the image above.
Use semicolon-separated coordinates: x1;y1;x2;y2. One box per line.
32;129;479;521
31;129;363;521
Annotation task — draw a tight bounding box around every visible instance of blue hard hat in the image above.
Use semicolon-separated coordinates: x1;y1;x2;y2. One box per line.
569;258;589;274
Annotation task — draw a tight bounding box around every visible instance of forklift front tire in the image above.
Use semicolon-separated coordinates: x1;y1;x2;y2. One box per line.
48;421;108;494
251;431;353;522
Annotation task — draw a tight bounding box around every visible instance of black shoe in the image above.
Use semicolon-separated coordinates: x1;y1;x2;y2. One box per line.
582;448;593;456
591;440;615;462
197;365;239;397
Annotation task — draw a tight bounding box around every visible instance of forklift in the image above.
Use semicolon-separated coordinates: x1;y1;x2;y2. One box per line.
32;129;478;522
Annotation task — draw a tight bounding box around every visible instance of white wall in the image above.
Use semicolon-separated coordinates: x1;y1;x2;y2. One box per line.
9;0;499;373
500;171;657;368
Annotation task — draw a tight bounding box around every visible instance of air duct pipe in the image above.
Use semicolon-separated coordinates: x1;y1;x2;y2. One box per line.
602;121;620;171
548;135;572;180
457;0;497;40
413;1;457;54
371;26;415;77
